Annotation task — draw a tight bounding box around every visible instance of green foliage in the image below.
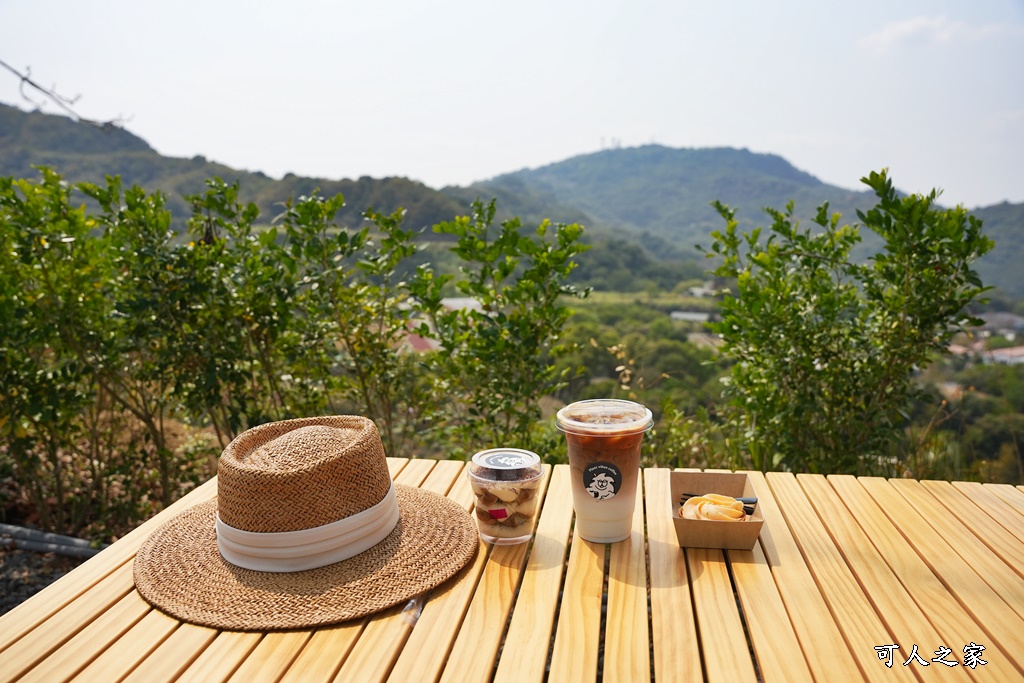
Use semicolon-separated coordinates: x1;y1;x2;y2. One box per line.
280;195;435;458
1;170;591;538
2;154;1016;543
6;102;1022;301
181;179;311;438
703;169;994;474
410;200;590;457
0;170;213;536
1;169;106;531
954;364;1024;414
566;237;705;292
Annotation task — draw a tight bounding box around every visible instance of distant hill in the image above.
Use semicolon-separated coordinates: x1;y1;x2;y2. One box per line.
970;201;1024;297
463;145;1024;296
0;103;465;235
3;103;1022;296
466;145;881;253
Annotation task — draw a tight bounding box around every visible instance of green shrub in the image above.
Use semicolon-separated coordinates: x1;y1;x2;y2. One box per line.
702;170;993;473
1;172;591;537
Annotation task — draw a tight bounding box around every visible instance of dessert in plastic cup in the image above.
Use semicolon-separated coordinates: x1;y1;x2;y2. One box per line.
555;399;653;543
467;448;543;545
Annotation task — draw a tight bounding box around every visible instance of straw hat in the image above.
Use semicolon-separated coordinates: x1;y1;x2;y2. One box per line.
133;416;478;631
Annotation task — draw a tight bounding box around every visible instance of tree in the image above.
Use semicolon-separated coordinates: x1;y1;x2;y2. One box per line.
410;199;589;456
704;170;993;473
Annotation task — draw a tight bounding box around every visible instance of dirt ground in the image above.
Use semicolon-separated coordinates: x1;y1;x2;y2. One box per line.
0;546;86;616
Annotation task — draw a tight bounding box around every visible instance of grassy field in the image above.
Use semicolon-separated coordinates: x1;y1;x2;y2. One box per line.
574;289;717;311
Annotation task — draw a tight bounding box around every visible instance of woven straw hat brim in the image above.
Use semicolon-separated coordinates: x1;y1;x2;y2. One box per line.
133;485;479;631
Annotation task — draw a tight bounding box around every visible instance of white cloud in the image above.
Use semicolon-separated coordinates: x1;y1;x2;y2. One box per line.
859;15;1024;53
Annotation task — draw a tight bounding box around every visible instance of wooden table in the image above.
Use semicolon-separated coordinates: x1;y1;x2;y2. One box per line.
2;460;1024;682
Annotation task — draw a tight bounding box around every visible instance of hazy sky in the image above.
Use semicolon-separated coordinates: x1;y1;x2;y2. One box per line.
1;0;1022;208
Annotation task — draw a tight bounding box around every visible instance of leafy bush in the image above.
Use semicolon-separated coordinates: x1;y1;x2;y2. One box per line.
702;170;993;473
410;199;589;457
0;171;216;537
0;171;589;538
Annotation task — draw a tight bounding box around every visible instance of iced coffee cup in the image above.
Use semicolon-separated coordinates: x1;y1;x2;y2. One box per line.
467;448;543;545
556;399;653;543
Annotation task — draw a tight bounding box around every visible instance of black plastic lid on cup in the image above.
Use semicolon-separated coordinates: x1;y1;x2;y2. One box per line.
469;448;542;482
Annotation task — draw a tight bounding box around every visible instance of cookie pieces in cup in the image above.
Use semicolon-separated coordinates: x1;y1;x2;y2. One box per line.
467;449;543;545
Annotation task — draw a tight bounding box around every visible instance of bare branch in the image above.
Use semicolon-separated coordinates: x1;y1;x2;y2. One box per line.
0;57;125;130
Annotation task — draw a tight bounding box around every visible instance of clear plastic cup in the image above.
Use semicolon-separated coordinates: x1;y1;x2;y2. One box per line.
467;448;543;545
555;399;653;543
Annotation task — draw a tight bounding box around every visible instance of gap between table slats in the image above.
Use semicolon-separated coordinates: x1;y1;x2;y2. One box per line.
766;472;915;683
330;459;467;683
120;622;219;683
887;478;1024;618
644;468;702;683
828;474;1023;681
546;525;607;680
602;472;650;682
0;560;140;681
918;479;1024;583
436;526;535;681
69;605;183;683
856;476;1024;676
385;460;492;683
950;481;1024;544
744;470;867;683
983;483;1024;518
491;464;574;683
797;474;977;682
685;469;758;683
0;476;218;656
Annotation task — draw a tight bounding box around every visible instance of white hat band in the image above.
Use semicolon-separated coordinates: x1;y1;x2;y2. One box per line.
216;482;399;572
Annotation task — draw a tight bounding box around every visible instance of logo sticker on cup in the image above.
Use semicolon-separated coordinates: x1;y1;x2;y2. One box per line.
478;451;534;469
583;462;621;500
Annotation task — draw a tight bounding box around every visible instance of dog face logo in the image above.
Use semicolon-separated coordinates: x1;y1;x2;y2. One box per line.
586;473;616;499
583;462;622;500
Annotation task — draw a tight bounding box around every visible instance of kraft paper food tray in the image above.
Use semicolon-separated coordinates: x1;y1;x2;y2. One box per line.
669;471;764;550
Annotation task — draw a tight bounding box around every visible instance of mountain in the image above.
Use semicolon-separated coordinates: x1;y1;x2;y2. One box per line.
970;201;1024;298
3;102;1022;296
0;103;465;235
461;145;1024;296
462;145;879;253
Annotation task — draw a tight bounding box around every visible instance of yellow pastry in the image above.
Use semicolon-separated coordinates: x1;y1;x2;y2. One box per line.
680;493;746;521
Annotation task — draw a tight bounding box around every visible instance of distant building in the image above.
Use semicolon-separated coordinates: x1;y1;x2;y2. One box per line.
403;327;439;353
986;346;1024;365
401;297;483;353
687;281;718;298
440;297;483;312
974;312;1024;341
670;311;714;323
667;313;716;325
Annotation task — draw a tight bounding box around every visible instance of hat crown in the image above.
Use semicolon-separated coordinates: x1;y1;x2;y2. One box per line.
217;416;391;534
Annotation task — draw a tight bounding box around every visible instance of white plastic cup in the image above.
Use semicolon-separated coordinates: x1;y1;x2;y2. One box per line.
555;399;653;543
467;448;543;545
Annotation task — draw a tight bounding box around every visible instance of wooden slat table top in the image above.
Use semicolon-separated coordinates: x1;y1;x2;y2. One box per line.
2;464;1022;682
